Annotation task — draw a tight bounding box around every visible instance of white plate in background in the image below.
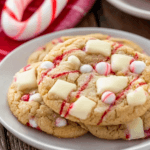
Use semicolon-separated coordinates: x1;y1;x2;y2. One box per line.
0;28;150;150
107;0;150;20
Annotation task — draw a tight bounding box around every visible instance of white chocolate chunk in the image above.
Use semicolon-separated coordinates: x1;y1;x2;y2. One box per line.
69;96;96;120
86;40;111;56
111;54;133;72
55;117;67;127
68;55;80;69
17;69;37;91
49;79;76;99
40;61;54;69
29;118;38;128
80;64;93;73
96;76;128;94
126;117;144;140
127;87;146;106
29;93;42;102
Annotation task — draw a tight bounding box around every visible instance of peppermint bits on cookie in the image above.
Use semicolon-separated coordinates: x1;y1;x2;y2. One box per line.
8;62;88;139
28;118;38;128
38;36;150;127
96;62;111;75
101;91;116;104
29;93;42;102
55;117;67;127
130;61;146;74
21;94;30;101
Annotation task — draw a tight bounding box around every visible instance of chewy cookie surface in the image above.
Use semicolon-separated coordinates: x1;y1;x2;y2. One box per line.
37;37;150;126
8;63;87;138
27;34;143;64
85;109;150;140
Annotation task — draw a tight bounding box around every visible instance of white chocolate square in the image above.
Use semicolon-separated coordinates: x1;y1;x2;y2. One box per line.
127;87;146;106
49;79;76;99
126;117;144;140
17;69;37;91
86;40;111;56
69;96;96;120
96;76;128;94
111;54;133;72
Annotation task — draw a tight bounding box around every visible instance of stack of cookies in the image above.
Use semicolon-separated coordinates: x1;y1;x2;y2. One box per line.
8;33;150;140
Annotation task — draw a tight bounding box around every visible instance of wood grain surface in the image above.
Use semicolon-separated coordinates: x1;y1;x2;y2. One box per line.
2;0;150;149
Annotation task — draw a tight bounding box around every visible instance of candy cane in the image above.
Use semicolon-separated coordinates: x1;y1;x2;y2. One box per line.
1;0;68;41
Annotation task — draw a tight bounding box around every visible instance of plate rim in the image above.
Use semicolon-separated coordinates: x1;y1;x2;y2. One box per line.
1;27;150;150
107;0;150;20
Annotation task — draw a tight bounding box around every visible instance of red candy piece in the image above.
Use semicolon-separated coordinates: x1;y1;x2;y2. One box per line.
145;128;150;138
134;53;139;60
26;121;41;131
126;133;130;140
21;94;30;101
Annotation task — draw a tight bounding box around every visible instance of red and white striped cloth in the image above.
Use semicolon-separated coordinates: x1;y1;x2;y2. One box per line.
0;0;95;61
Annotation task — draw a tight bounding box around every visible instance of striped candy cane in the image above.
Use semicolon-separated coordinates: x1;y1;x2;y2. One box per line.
1;0;68;41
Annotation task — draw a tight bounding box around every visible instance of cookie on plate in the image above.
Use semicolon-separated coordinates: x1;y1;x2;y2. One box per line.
27;34;142;64
8;63;87;138
37;37;150;126
84;109;150;140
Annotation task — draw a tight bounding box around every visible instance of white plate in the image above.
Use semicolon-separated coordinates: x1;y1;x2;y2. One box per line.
0;28;150;150
107;0;150;20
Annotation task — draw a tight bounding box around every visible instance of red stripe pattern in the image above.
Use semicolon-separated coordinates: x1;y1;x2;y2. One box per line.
97;76;140;125
50;0;57;24
35;8;42;36
76;74;93;98
50;70;80;79
1;0;67;40
3;5;18;21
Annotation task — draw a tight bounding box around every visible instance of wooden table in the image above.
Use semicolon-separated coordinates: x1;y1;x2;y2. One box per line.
1;0;150;149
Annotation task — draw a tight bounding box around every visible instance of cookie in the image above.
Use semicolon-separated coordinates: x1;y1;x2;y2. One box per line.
7;63;87;138
27;34;142;64
38;37;150;126
84;109;150;140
